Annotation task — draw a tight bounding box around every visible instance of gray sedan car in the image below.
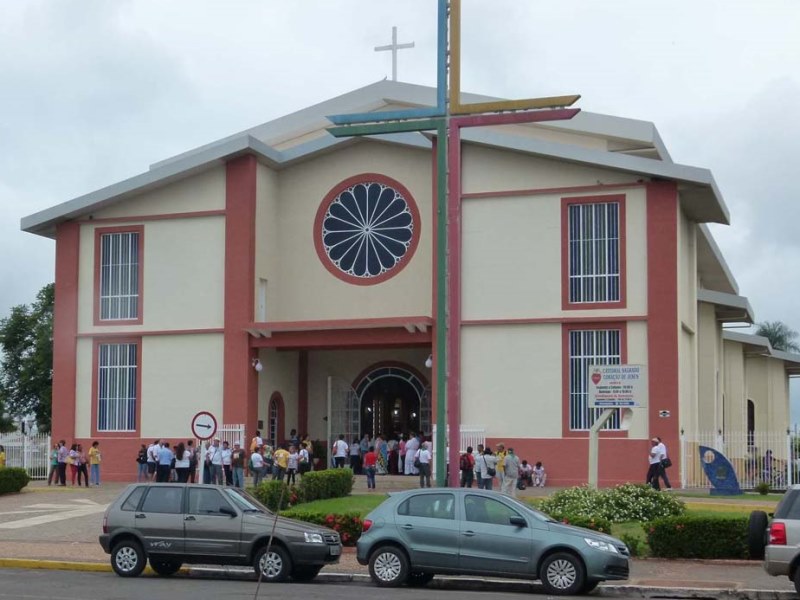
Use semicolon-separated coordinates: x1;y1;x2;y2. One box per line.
356;489;629;595
100;483;341;581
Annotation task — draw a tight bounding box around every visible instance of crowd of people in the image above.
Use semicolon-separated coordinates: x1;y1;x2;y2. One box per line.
458;443;546;497
44;440;102;486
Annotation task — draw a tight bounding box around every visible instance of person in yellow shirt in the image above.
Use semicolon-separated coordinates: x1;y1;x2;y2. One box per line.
88;441;102;486
273;444;289;482
495;443;506;489
0;445;6;468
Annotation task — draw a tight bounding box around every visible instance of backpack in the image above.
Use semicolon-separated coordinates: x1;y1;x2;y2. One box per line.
459;453;471;471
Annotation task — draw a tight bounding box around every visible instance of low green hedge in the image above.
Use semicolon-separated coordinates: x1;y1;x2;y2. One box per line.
281;509;363;546
250;468;354;511
548;513;614;535
0;468;31;494
645;515;748;559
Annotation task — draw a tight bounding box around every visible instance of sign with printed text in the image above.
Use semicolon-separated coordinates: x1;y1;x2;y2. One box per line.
191;411;218;440
588;364;648;408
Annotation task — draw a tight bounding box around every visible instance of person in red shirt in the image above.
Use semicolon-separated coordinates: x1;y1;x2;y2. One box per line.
363;445;377;490
460;446;476;488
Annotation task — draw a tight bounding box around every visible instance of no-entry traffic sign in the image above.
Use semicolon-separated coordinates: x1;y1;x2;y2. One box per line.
191;411;218;440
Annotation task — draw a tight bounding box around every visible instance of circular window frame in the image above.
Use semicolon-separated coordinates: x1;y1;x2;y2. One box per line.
313;173;421;286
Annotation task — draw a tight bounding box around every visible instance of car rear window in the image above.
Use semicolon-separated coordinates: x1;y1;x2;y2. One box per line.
140;486;184;514
774;490;800;519
397;494;455;520
121;486;146;511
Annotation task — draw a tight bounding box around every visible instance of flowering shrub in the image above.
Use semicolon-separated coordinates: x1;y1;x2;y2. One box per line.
281;509;363;546
645;515;748;559
538;483;685;523
549;513;613;534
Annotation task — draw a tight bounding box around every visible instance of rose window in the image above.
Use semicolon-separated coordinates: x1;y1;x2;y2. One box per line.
315;175;420;284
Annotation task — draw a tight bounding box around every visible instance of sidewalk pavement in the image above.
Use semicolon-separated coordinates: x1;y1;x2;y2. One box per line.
0;481;793;599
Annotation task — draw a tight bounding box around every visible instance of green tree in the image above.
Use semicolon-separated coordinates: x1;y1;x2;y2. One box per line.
0;283;54;432
756;320;800;353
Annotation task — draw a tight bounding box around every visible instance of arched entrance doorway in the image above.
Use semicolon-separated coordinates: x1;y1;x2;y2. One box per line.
354;363;430;438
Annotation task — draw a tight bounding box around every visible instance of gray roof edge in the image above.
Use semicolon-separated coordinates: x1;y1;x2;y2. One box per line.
698;224;740;294
771;348;800;366
456;128;728;221
21;134;281;236
723;330;772;350
697;289;754;322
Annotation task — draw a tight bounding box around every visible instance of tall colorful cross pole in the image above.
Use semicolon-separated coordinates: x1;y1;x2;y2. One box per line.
327;0;581;487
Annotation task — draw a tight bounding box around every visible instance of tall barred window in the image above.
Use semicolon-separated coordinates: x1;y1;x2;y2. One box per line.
97;343;138;432
567;202;620;304
99;231;140;320
568;329;621;430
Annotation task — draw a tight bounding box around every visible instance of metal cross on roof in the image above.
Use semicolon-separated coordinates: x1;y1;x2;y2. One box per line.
375;26;415;82
327;0;581;487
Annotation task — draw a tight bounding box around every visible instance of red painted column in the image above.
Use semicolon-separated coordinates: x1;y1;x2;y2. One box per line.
224;155;259;431
445;125;462;487
646;181;681;476
52;222;80;443
298;350;308;435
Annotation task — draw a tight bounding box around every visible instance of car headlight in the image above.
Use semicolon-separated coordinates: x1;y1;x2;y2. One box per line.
304;532;324;544
584;538;618;553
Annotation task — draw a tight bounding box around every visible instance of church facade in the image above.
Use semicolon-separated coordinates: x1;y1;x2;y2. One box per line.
22;81;799;484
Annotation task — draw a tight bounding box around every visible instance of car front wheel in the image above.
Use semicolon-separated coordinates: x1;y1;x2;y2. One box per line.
369;545;409;587
540;552;586;595
254;545;292;582
111;539;146;578
149;558;182;577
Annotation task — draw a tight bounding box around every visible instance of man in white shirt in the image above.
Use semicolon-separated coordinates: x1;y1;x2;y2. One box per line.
221;441;233;486
332;435;348;468
417;442;432;488
655;437;672;490
206;438;223;485
147;440;160;481
646;437;664;490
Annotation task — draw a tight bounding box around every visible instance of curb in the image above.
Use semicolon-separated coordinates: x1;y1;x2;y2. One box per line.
0;559;793;599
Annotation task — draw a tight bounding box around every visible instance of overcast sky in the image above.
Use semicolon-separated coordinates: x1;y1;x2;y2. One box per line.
2;1;799;422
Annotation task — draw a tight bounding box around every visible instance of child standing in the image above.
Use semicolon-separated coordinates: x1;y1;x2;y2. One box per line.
363;445;377;490
286;445;299;485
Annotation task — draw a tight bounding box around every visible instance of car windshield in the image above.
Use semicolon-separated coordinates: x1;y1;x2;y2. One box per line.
224;488;270;514
503;496;554;522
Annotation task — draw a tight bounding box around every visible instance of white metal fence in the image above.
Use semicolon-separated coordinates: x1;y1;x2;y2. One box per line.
431;425;485;479
0;431;52;479
681;431;798;490
194;423;245;480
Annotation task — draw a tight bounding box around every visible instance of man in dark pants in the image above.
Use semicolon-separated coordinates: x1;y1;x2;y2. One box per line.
57;440;68;486
646;437;664;490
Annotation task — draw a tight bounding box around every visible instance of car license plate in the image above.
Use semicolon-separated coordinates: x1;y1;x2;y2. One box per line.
330;545;341;556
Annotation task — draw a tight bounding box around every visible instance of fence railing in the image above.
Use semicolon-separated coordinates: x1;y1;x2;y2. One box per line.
431;425;486;479
0;431;52;479
681;430;797;490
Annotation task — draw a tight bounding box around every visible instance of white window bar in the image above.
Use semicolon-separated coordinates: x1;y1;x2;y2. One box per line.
97;343;137;432
569;329;621;430
568;202;620;304
99;232;139;320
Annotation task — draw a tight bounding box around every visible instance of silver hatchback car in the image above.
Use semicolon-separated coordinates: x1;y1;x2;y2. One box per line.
100;483;341;581
356;488;629;595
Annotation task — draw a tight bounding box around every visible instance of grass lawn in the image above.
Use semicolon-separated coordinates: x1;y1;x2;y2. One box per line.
676;490;784;501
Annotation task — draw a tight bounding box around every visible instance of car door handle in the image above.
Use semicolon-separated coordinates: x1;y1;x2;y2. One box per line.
401;524;413;530
184;516;196;521
135;513;146;519
462;531;476;537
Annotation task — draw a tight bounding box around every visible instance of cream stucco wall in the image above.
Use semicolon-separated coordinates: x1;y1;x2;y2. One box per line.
256;348;299;442
305;348;431;442
462;187;648;320
139;334;224;437
74;338;93;438
272;142;432;321
255;165;281;322
677;212;698;435
88;167;225;219
461;146;640;196
745;356;790;433
461;321;649;440
697;302;721;431
77;216;225;333
723;341;747;434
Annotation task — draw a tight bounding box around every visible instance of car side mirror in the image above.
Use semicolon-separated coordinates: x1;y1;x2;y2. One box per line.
220;506;237;517
509;516;527;527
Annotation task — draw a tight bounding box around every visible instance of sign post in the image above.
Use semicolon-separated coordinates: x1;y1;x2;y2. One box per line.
587;365;648;488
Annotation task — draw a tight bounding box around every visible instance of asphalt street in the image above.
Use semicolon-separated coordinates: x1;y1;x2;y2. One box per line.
0;569;590;600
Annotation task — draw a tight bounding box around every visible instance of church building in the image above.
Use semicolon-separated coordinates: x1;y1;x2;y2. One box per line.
22;81;799;484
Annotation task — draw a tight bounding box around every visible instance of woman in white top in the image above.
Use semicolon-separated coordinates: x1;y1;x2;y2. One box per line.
174;442;191;482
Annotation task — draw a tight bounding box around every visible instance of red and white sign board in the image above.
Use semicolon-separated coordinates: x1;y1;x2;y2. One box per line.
191;411;218;440
588;364;648;408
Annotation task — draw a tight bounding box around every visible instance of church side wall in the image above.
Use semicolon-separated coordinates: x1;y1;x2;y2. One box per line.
273;142;433;321
696;302;721;431
723;340;746;433
677;210;699;437
256;348;299;443
255;165;280;321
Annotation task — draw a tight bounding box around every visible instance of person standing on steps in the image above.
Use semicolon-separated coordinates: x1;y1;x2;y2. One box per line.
460;446;475;488
502;447;520;497
417;441;432;488
332;434;348;468
363;445;377;490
